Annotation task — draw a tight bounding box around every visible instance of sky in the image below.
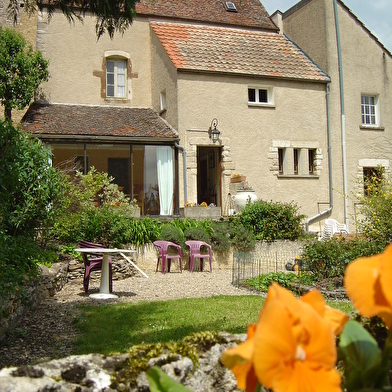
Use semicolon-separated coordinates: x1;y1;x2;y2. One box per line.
261;0;392;53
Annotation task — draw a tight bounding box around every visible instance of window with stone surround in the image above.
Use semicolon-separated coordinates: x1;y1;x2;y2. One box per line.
106;59;127;98
271;142;321;177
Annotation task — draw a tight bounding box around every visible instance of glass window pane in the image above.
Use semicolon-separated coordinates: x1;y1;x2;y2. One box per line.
106;61;114;72
248;88;256;102
259;89;268;103
117;74;125;85
107;74;114;84
117;86;125;97
107;85;114;96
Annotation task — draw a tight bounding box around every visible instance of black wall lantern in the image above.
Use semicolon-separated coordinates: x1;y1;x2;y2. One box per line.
208;118;220;143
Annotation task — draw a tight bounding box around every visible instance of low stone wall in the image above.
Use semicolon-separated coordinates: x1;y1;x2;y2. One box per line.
0;332;246;392
0;240;302;340
0;262;69;340
0;257;136;341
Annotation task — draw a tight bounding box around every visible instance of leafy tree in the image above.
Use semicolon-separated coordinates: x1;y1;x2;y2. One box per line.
0;120;63;238
7;0;140;39
0;27;49;121
357;169;392;247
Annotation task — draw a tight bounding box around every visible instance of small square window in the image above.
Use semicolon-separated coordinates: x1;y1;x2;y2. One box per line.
248;87;273;105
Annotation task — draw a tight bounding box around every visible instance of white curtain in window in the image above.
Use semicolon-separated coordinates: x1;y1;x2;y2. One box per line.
156;146;173;215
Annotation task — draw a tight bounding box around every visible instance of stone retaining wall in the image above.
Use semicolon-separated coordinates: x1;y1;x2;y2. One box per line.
0;240;305;341
0;257;136;340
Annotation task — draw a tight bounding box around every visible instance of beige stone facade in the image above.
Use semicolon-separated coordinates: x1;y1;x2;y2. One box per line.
11;0;392;235
275;0;392;232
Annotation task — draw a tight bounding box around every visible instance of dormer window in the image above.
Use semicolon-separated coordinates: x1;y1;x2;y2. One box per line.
224;1;237;12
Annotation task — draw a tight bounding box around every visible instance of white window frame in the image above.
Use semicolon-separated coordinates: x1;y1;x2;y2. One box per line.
361;94;380;127
248;86;274;107
106;59;127;98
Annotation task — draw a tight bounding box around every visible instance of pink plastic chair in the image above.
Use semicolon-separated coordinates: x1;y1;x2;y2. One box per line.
185;240;212;273
80;240;113;293
153;241;182;274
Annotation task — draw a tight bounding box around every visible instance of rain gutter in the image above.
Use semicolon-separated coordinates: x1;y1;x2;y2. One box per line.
333;0;349;231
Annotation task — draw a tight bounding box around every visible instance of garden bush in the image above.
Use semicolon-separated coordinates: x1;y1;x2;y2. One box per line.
235;200;305;242
210;221;231;253
356;168;392;248
183;227;211;244
301;236;384;281
229;223;256;252
159;224;185;248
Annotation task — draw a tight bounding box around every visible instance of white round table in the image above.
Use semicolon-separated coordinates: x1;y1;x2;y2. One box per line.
75;248;135;299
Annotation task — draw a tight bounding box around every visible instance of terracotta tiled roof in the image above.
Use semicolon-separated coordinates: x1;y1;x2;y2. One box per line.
150;22;329;81
136;0;277;31
20;103;179;141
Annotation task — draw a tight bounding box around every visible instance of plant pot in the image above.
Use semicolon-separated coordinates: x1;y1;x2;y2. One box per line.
184;206;221;219
234;190;257;212
230;176;246;183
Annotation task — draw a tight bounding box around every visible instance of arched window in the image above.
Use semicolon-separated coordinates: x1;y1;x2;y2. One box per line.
104;51;130;99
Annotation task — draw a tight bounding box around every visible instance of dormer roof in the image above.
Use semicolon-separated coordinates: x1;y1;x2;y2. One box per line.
136;0;277;31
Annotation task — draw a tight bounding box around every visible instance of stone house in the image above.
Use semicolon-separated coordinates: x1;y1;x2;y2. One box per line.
271;0;392;232
3;0;390;233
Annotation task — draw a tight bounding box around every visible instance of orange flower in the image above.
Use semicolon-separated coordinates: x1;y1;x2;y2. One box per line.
264;283;348;335
253;297;342;392
222;283;346;392
344;244;392;328
221;324;258;392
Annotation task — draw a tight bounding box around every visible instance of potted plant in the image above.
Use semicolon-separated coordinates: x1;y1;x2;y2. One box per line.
234;182;257;211
230;173;246;183
183;201;221;219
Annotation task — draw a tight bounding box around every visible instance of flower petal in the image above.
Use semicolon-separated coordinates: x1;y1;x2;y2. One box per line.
273;361;342;392
301;289;348;335
253;289;339;391
344;251;392;321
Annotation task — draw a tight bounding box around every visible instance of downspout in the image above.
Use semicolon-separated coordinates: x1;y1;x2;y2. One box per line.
175;142;187;205
306;83;333;231
333;0;349;231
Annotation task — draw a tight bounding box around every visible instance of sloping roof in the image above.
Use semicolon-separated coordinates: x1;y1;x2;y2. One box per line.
150;22;330;81
136;0;277;31
20;103;179;142
282;0;391;58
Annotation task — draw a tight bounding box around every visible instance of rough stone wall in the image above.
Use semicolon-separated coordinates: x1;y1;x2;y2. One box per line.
0;258;136;340
0;332;246;392
0;262;69;340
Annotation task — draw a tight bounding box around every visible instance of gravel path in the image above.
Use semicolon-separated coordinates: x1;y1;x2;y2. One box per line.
0;269;259;369
57;268;256;305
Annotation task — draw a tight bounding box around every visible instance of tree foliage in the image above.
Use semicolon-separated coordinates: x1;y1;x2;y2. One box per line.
7;0;140;39
357;168;392;247
0;120;63;238
0;27;49;121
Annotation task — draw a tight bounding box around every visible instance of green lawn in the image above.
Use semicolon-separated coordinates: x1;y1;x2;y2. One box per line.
74;295;353;355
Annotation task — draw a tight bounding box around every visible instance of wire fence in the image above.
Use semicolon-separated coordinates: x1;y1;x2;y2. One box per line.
232;249;301;287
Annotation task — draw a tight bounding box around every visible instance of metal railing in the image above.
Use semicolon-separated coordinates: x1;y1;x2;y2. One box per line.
232;249;301;287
